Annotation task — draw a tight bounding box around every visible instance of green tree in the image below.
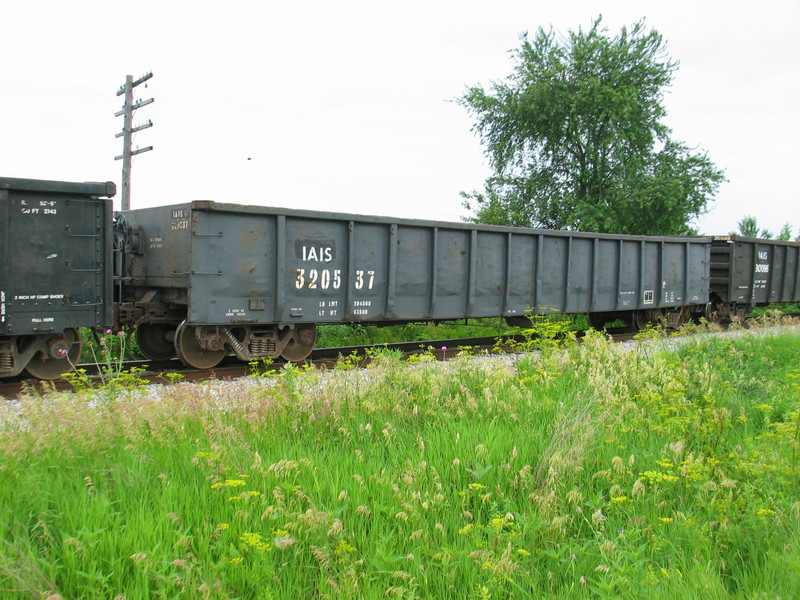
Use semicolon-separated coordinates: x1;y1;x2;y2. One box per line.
732;215;794;240
734;215;760;237
459;18;726;235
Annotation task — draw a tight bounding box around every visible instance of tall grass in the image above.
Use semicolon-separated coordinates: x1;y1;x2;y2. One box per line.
1;318;799;599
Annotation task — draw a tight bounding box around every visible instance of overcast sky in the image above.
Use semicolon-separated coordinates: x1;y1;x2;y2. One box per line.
2;0;798;236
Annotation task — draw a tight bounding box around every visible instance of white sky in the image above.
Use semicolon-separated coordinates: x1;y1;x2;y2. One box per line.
2;0;798;236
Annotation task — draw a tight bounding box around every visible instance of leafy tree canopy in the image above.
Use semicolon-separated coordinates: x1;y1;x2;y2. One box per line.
459;17;726;235
732;215;797;241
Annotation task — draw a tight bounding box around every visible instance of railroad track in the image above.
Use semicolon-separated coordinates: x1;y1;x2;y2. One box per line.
4;318;782;399
0;334;536;399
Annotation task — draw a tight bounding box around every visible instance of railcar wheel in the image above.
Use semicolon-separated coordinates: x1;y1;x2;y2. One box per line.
505;316;533;329
733;304;751;323
280;324;317;362
704;300;720;324
587;312;610;330
664;307;688;331
136;324;177;361
174;321;227;370
24;329;82;380
633;309;663;331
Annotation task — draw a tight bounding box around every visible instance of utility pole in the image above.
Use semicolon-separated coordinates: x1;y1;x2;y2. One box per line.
115;72;154;211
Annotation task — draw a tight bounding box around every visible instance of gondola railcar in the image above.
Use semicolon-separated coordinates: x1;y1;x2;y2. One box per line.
114;201;712;369
709;235;800;320
0;176;115;379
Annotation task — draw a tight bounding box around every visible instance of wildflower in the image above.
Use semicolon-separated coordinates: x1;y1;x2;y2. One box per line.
334;539;357;555
755;508;776;516
229;557;244;565
611;496;628;504
659;517;673;523
640;470;679;484
517;548;531;557
240;532;273;552
487;515;513;531
458;524;473;535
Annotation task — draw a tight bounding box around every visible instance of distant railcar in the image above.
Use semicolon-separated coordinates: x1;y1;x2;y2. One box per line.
0;177;115;379
710;236;800;319
115;201;712;368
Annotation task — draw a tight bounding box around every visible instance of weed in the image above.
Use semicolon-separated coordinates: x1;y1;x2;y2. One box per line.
1;322;799;598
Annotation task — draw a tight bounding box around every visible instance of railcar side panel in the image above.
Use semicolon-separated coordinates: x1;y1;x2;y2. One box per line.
281;215;349;323
473;231;506;317
393;226;431;318
506;234;536;317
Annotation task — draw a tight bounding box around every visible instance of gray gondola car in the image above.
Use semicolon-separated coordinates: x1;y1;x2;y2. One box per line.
116;201;712;368
0;176;115;379
710;235;800;319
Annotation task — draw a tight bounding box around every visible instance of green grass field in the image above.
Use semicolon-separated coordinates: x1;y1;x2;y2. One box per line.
3;317;799;599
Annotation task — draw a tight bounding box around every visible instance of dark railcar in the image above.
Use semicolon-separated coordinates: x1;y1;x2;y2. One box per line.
116;201;712;368
0;177;115;379
710;235;800;319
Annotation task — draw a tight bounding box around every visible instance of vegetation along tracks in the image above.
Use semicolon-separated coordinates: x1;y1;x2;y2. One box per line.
0;335;525;399
4;316;790;399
